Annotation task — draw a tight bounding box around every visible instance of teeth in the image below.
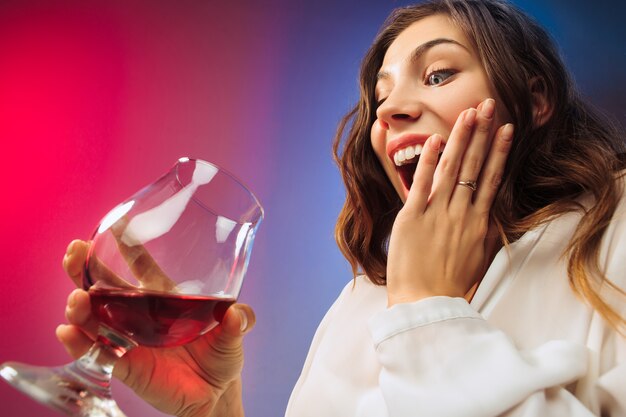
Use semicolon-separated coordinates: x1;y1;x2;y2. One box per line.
392;144;424;166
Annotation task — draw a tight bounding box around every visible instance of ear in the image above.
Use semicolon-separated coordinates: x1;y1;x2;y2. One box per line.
530;76;553;128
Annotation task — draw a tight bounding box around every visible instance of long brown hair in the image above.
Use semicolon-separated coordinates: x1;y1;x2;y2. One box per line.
333;0;626;330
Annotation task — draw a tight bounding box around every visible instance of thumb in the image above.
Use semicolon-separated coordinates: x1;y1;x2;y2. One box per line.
185;303;256;386
219;303;256;340
199;302;256;357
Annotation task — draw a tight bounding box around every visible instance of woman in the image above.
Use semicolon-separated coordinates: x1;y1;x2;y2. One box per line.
59;0;626;415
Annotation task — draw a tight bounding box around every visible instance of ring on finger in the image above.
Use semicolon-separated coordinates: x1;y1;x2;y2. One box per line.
457;180;478;192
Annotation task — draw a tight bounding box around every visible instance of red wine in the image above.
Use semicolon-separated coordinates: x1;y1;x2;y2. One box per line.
89;289;235;347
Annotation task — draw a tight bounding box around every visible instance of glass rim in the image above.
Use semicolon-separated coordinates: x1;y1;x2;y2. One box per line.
174;157;265;225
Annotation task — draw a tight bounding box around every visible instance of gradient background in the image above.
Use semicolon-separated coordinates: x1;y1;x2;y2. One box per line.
0;1;624;416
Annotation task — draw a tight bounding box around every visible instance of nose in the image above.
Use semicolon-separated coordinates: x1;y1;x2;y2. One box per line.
375;88;422;130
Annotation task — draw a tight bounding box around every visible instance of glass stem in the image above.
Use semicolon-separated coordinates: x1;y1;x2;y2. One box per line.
66;325;137;398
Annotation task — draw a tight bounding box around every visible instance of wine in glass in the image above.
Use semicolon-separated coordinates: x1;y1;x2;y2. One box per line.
0;157;264;417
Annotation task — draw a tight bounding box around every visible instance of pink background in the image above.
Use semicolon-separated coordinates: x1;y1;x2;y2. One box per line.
0;1;624;416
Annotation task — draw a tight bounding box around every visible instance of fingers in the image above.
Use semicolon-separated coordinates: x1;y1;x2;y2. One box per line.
404;99;499;212
117;242;175;291
56;324;94;359
430;98;507;210
111;220;177;292
62;240;90;287
474;123;515;213
452;98;496;201
434;107;478;199
63;239;133;290
87;253;137;290
64;289;99;339
57;288;99;360
405;134;442;212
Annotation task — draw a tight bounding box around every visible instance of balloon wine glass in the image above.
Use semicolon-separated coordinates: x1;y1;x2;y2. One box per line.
0;157;264;417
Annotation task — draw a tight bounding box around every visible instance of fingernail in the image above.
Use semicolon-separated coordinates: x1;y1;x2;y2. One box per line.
464;108;477;127
238;309;249;333
481;99;495;119
428;133;442;151
501;124;514;141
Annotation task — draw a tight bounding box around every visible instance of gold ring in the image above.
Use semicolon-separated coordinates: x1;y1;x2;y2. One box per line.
457;180;477;192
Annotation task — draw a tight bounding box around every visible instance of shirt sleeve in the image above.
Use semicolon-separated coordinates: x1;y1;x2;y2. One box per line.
367;296;624;417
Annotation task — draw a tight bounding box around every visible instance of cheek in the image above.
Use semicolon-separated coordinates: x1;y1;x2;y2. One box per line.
432;80;492;133
370;119;399;187
370;119;387;164
435;98;484;137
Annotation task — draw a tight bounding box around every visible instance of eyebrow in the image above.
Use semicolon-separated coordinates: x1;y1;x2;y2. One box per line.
376;38;469;81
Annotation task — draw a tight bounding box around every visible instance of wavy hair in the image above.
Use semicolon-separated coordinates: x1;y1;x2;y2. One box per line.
333;0;626;330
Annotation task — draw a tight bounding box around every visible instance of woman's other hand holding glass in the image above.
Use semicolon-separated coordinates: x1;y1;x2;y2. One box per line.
57;240;254;417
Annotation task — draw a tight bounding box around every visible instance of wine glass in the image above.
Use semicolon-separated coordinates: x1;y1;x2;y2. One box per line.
0;157;264;417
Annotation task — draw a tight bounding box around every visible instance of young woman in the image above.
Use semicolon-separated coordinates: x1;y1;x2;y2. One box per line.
59;0;626;415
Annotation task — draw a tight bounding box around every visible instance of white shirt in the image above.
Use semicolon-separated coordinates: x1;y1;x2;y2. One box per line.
286;190;626;416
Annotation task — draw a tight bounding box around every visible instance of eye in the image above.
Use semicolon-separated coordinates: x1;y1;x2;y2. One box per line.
376;97;387;109
425;68;457;86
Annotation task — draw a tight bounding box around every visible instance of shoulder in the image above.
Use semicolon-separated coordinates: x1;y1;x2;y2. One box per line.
551;172;626;241
327;275;387;317
535;173;626;290
336;274;387;301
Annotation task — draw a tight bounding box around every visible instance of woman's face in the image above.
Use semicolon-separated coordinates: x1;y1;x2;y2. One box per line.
371;14;509;201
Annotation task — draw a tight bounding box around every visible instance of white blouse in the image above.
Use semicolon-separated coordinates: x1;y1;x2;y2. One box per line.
285;189;626;416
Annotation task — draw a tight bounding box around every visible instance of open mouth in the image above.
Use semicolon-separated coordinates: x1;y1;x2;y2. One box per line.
392;143;423;192
392;144;443;196
397;160;418;191
386;134;446;199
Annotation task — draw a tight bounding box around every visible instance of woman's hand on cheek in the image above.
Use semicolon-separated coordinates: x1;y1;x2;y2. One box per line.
386;99;514;307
